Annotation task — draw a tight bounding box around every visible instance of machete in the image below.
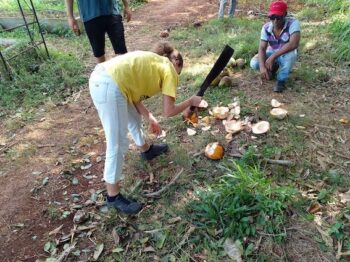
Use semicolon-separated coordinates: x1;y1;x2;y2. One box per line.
189;45;234;112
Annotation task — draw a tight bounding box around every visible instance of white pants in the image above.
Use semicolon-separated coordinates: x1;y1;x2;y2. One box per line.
89;65;145;184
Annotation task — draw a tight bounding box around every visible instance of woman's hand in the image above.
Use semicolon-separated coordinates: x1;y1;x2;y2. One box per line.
190;95;202;107
149;115;162;136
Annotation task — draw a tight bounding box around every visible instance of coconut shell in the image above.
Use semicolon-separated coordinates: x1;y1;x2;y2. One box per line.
205;142;224;160
212;106;229;120
271;99;282;108
252;121;270;135
270;108;288;120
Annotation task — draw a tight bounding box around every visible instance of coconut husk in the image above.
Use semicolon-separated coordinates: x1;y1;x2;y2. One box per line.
212;106;229;120
270;108;288;120
252;121;270;134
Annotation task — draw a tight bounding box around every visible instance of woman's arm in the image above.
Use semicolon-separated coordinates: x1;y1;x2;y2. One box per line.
163;95;202;117
134;101;161;135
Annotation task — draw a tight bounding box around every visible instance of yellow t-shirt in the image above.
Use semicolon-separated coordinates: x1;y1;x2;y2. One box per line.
103;51;179;103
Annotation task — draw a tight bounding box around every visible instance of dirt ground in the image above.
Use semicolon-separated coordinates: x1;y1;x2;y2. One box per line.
0;0;219;261
1;0;349;261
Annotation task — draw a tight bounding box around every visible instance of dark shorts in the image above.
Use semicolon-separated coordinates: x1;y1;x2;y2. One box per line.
84;14;127;57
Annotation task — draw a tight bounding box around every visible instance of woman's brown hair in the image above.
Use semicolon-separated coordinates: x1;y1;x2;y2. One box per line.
152;41;183;67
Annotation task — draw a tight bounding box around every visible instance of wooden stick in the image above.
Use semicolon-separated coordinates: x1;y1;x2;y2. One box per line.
56;241;77;262
266;159;294;166
142;168;184;197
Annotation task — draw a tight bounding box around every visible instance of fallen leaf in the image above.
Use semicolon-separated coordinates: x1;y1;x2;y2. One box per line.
307;202;322;214
339;190;350;204
224;238;243;262
167;216;181;224
93;243;104;261
49;224;63;236
144;246;156;253
112;228;120;245
316;226;333;247
339;118;349;124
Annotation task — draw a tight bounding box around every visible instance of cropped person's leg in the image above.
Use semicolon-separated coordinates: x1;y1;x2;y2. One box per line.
218;0;227;18
276;50;298;81
228;0;237;17
107;15;127;55
84;17;107;63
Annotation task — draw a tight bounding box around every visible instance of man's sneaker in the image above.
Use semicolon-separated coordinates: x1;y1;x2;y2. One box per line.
273;80;285;93
141;144;169;160
107;194;142;215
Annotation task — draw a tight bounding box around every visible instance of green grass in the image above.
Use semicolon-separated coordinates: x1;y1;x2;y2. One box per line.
0;44;87;109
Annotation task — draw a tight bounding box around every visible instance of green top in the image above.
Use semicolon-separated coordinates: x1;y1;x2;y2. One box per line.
77;0;120;22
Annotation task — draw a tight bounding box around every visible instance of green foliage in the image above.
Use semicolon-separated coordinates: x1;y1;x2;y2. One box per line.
171;18;261;60
0;45;87;109
328;19;350;62
188;159;297;243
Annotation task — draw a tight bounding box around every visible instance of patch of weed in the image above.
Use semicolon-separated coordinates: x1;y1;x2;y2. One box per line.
188;160;297;245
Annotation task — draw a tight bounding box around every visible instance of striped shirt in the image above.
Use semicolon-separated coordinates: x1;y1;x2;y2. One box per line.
261;18;300;51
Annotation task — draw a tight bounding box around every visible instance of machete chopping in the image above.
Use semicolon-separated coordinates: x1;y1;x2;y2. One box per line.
187;45;234;121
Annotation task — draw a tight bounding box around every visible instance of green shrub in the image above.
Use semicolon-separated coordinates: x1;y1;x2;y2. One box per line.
188;160;297;242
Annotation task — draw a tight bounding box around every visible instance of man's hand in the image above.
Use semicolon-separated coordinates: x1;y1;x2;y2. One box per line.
68;17;79;34
260;66;270;80
265;56;276;71
124;7;132;22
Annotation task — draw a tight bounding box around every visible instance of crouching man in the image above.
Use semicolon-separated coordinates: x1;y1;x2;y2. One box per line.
250;0;300;92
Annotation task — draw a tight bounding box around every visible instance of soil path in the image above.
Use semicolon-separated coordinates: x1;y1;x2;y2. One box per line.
0;0;217;261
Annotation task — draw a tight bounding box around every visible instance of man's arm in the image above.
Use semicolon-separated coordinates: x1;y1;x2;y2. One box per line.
65;0;79;33
269;32;300;61
258;40;270;80
121;0;132;22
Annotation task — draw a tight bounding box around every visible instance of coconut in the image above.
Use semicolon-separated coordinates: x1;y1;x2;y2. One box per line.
219;76;239;87
227;57;237;68
236;58;245;69
270;108;288;120
252;121;270;135
159;30;169;38
212;106;229;119
205;142;224;160
271;99;282;108
211;68;229;86
224;120;244;134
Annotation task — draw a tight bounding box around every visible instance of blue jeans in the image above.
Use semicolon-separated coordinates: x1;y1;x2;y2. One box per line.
218;0;236;18
250;50;297;81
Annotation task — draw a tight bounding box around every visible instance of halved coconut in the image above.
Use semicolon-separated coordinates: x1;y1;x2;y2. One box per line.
271;99;282;108
223;120;244;134
205;142;224;160
198;99;208;111
270;108;288;120
252;121;270;135
212;106;229;120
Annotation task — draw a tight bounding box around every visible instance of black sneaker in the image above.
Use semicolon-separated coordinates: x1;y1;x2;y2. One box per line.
141;144;169;161
107;194;142;215
273;80;285;93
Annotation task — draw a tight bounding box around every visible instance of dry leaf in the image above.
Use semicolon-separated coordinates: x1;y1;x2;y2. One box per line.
307;202;322;214
112;228;120;245
315;226;333;247
167;216;181;224
144;246;156;253
93;243;104;261
49;224;64;236
224;238;243;262
339;190;350;204
339;118;349;124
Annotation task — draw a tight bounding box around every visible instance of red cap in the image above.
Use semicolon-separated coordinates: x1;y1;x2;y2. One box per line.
268;1;288;16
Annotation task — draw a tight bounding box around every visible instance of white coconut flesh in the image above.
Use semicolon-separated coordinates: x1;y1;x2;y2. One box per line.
198;99;208;109
271;99;282;108
224;120;244;133
212;106;229;119
186;128;197;136
252;121;270;134
270;108;288;120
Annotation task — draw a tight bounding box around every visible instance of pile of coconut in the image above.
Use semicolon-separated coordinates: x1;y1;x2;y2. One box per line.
211;57;246;88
